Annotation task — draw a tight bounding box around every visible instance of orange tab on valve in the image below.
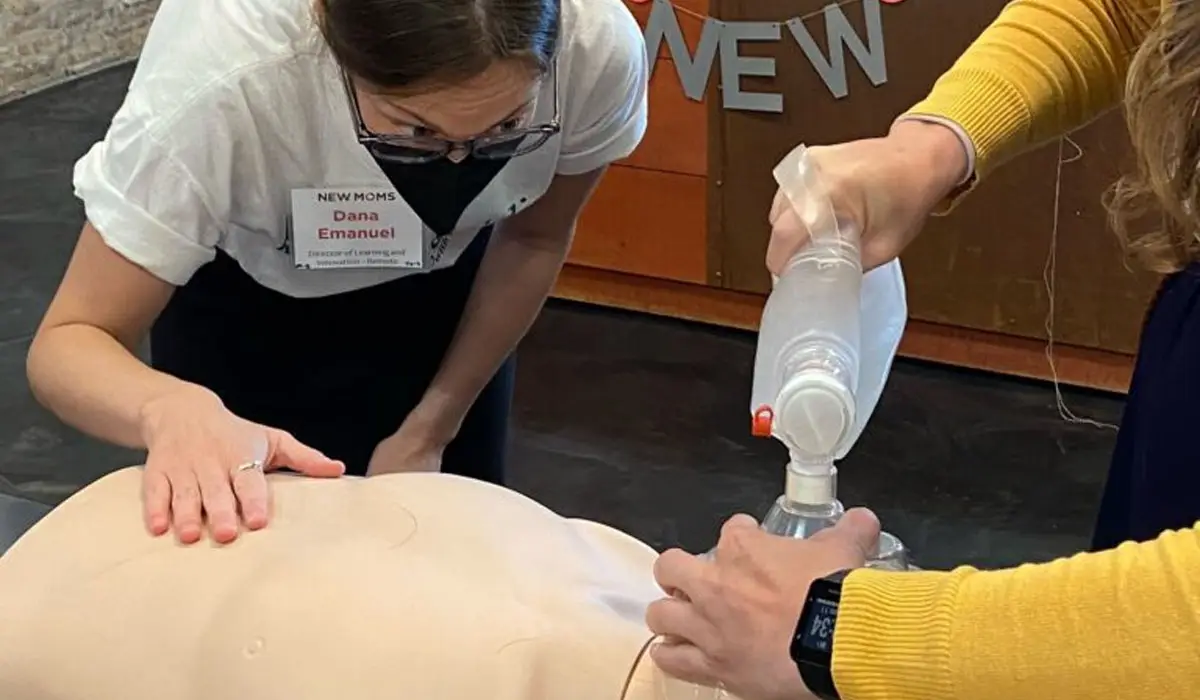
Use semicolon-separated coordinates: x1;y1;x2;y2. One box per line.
751;406;774;437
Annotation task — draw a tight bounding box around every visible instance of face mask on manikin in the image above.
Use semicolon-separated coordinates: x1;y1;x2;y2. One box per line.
373;151;514;239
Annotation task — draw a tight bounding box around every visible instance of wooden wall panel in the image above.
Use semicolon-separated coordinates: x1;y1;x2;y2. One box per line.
629;0;710;59
571;166;709;284
1050;113;1159;353
623;59;709;176
570;0;713;285
621;0;711;177
710;0;1013;293
708;0;1159;354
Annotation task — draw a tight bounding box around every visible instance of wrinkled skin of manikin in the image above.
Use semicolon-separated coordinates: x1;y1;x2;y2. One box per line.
0;468;736;700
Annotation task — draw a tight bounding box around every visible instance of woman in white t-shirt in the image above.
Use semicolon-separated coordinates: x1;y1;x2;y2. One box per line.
25;0;648;545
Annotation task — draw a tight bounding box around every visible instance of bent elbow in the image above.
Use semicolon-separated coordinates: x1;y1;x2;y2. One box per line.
25;322;88;412
25;327;57;410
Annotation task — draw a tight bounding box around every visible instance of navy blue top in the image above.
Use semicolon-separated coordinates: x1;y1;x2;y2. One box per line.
1093;263;1200;550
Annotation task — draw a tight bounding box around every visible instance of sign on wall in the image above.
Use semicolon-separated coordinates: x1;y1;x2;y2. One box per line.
640;0;904;112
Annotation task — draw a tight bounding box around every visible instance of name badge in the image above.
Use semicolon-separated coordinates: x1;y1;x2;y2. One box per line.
290;187;423;269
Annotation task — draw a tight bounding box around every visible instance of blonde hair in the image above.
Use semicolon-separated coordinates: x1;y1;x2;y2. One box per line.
1107;1;1200;274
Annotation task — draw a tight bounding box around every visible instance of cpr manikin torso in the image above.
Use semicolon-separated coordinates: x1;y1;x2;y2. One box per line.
0;469;726;700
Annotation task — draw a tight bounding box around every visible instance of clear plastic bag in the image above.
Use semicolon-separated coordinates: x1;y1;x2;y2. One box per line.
750;144;907;460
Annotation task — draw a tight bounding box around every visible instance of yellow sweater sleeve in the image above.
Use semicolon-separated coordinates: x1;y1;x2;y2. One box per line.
828;6;1199;693
830;524;1200;700
904;0;1158;183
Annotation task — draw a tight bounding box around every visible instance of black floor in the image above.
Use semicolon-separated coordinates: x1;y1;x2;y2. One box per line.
0;64;1125;570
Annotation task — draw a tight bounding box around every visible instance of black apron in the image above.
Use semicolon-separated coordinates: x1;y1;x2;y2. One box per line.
150;135;522;481
149;226;514;483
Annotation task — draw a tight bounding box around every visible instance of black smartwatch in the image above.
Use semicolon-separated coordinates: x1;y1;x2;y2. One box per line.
790;570;849;700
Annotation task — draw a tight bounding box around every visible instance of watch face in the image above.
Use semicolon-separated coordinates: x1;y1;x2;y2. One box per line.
798;596;839;654
791;576;845;700
791;577;843;668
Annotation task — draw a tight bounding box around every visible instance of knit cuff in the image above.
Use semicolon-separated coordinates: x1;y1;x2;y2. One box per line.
831;568;972;700
903;68;1032;181
898;69;1032;214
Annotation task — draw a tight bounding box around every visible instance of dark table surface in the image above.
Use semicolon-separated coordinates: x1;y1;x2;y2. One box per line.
0;491;51;556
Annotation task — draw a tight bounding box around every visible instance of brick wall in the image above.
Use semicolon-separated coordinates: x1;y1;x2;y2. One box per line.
0;0;159;104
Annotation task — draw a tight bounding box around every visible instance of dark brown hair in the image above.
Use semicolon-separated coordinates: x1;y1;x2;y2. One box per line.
318;0;561;94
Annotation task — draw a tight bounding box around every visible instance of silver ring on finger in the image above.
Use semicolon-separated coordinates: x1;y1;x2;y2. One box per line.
232;459;265;477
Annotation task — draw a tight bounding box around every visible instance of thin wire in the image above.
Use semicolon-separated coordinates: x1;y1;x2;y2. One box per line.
646;636;728;699
666;0;863;25
1044;136;1118;430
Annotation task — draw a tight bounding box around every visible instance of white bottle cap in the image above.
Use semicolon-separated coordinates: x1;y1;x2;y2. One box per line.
785;466;837;504
775;370;854;458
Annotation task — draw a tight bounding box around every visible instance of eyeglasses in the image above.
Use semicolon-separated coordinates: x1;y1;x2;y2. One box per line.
341;66;561;164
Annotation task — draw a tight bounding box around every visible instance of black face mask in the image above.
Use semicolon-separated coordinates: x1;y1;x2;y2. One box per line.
374;154;513;239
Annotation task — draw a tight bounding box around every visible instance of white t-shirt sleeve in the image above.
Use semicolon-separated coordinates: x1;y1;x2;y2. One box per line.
555;3;650;176
72;99;226;287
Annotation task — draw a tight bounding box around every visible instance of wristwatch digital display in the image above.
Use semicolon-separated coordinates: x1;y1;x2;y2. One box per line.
790;570;849;700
